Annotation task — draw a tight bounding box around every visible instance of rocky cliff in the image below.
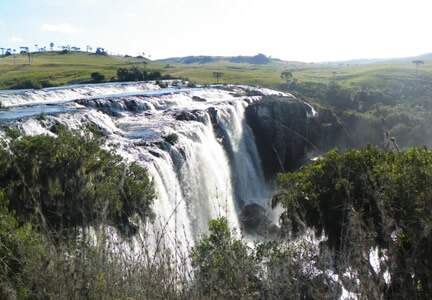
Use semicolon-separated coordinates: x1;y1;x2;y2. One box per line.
246;95;348;179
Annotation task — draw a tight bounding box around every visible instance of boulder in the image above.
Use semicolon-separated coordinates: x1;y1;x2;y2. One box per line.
240;203;280;238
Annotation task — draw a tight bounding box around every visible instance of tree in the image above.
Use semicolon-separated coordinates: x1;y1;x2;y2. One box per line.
19;47;32;64
19;46;28;54
412;60;424;79
50;42;54;51
95;47;107;55
212;72;224;84
280;70;293;83
86;45;92;52
91;72;105;83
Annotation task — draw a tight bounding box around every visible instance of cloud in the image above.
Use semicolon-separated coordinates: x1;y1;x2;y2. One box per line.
126;12;137;18
41;23;79;34
9;36;24;43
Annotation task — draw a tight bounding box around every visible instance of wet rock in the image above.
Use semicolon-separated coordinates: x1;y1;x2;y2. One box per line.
245;95;347;179
175;111;196;121
241;204;267;232
240;203;280;238
163;133;179;145
174;110;207;123
192;96;207;102
148;149;162;158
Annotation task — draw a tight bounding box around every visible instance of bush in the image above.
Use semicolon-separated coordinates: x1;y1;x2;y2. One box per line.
116;67;168;82
0;192;44;299
275;146;432;298
10;79;42;90
91;72;105;83
191;218;341;299
0;128;155;236
40;80;55;88
191;218;260;298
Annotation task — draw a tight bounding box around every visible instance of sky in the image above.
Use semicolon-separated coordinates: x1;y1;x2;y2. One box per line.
0;0;431;62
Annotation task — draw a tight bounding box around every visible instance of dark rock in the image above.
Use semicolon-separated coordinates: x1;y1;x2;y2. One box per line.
174;110;207;123
246;95;347;179
148;149;162;158
192;96;207;102
241;204;268;232
240;203;280;238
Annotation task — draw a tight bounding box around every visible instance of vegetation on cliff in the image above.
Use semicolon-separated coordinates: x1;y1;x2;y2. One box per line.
0;128;156;298
275;146;432;298
0;128;155;236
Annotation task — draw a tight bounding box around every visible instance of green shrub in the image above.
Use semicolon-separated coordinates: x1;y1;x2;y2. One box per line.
191;218;341;299
116;67;168;82
10;79;42;90
0;128;155;236
275;146;432;298
91;72;105;83
0;192;44;298
191;218;260;298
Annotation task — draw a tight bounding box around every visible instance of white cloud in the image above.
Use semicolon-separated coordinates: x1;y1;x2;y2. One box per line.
41;23;79;34
9;36;24;43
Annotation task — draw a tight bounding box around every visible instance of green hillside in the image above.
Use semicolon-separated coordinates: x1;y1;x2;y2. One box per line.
1;52;431;93
0;52;149;89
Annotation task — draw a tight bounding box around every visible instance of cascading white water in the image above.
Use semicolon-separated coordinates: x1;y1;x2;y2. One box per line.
0;82;293;249
217;101;270;208
0;81;162;107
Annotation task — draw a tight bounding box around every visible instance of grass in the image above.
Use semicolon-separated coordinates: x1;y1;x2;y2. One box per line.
0;52;149;89
1;51;432;91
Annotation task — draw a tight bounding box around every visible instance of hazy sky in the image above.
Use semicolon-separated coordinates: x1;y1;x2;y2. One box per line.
1;0;431;62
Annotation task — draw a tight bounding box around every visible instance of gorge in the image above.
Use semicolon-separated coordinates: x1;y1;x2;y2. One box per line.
0;81;343;248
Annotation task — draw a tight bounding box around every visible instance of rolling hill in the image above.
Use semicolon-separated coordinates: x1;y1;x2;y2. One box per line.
0;51;431;92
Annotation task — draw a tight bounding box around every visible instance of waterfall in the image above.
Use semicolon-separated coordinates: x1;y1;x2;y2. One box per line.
0;82;291;248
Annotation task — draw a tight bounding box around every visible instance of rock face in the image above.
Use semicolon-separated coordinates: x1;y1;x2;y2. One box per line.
246;95;347;179
240;204;280;238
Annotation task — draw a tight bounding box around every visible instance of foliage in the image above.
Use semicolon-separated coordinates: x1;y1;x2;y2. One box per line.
275;146;432;298
0;192;44;299
191;218;341;299
9;79;42;90
280;70;293;83
0;128;155;236
116;67;168;82
6;79;55;90
90;71;105;82
191;218;260;298
95;47;108;56
212;71;224;83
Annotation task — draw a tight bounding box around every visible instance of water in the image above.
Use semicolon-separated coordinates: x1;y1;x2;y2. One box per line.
0;82;282;248
0;104;80;121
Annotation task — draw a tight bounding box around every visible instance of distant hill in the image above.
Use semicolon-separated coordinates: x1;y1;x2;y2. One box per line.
325;53;432;66
159;53;272;65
